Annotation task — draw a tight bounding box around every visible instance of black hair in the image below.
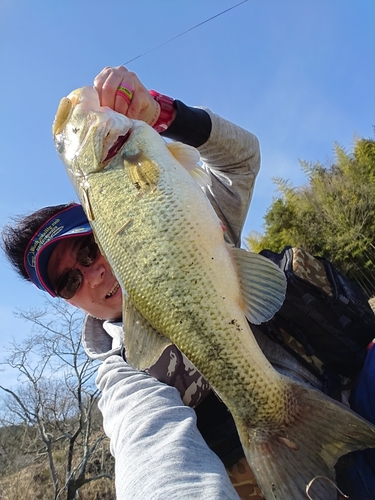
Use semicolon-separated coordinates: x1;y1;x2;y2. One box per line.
1;202;76;282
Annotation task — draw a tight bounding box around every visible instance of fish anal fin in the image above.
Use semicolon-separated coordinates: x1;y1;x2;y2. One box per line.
123;151;160;192
232;248;286;324
123;297;172;371
236;381;375;500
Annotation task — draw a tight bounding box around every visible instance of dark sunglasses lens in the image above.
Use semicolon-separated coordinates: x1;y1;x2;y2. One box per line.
77;238;99;266
56;269;82;299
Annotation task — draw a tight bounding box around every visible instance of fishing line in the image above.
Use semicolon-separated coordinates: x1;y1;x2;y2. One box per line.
123;0;249;65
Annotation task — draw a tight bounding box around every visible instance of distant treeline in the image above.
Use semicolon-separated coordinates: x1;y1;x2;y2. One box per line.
247;132;375;297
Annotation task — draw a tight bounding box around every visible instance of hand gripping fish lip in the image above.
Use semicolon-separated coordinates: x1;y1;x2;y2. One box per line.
53;86;133;166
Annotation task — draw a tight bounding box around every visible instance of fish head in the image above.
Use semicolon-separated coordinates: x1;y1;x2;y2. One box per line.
52;85;133;184
53;86;206;220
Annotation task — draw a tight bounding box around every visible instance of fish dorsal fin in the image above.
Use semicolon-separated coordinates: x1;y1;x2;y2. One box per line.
123;297;172;371
232;248;286;324
167;142;211;188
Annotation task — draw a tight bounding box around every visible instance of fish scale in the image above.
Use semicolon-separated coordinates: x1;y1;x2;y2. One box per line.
53;85;375;499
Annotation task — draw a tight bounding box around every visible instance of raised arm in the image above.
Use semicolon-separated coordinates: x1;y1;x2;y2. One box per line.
165;104;260;247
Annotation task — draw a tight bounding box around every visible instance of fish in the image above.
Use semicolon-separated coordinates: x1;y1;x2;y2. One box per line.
53;85;375;499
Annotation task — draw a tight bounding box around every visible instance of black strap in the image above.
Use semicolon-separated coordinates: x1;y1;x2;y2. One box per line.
195;392;244;467
254;322;344;402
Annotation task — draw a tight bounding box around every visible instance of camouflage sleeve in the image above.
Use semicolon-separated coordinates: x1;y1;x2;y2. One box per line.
82;318;212;408
147;345;212;407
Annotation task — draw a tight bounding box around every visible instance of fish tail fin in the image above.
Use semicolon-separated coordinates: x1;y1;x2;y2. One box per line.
236;382;375;500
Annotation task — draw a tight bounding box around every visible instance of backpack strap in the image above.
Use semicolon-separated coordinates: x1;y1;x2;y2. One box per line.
253;321;344;401
257;246;375;377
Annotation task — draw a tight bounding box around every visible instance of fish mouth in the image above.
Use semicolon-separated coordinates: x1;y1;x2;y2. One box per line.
105;281;120;299
103;130;131;163
53;86;133;165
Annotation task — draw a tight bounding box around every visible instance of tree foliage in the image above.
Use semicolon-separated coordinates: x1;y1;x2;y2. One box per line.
0;300;114;500
247;135;375;296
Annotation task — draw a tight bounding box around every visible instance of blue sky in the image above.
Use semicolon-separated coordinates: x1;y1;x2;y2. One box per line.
0;0;373;382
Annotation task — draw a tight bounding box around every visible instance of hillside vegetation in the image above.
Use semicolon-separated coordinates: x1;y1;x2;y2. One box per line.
247;134;375;296
0;425;115;500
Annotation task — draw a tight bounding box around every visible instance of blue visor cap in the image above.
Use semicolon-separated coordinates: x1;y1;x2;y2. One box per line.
24;204;93;297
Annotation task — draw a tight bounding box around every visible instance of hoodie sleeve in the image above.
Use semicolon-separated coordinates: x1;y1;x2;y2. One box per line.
96;355;240;500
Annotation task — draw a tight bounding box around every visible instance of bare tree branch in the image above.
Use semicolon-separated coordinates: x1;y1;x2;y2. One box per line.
0;300;114;499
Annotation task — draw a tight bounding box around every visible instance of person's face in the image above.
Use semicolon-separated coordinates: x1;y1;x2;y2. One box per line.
47;236;122;320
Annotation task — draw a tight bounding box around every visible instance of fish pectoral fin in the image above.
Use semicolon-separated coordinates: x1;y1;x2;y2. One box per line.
166;142;200;171
123;151;160;192
167;142;212;188
189;166;212;189
232;248;286;324
123;297;172;371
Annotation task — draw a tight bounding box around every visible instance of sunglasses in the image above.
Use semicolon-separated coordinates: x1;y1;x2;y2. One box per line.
55;235;99;299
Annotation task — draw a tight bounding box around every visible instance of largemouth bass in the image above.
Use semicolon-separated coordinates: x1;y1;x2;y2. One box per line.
53;86;375;499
